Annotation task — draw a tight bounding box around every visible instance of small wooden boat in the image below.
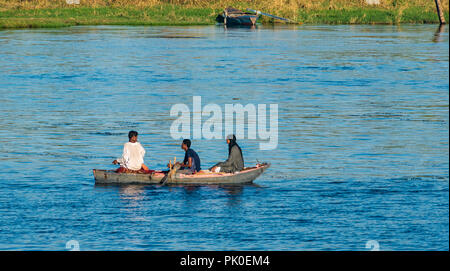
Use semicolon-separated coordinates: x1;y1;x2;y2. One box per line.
216;7;259;26
216;7;297;26
93;163;270;185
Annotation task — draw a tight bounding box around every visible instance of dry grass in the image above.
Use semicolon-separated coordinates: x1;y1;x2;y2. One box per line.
1;1;448;11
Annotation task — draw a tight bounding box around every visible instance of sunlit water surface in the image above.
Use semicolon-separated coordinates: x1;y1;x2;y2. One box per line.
0;24;448;250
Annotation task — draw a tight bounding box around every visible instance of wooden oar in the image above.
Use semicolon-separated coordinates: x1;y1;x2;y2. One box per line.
247;8;297;24
160;157;177;185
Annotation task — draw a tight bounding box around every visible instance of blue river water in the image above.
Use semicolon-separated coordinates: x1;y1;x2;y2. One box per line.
0;24;448;251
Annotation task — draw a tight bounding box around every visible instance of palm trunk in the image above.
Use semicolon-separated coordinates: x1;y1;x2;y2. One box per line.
434;0;446;25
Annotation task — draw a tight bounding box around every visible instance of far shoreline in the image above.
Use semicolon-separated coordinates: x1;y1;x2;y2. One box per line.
1;22;448;32
0;5;448;30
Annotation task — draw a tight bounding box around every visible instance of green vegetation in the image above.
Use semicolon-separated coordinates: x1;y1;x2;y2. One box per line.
0;0;448;29
294;6;448;24
0;5;217;28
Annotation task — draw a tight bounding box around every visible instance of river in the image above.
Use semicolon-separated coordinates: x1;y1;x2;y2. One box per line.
0;24;448;250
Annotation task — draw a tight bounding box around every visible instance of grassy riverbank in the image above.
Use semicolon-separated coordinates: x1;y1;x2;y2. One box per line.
0;0;448;29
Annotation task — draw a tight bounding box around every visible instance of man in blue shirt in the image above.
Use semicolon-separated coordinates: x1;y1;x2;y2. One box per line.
176;139;201;174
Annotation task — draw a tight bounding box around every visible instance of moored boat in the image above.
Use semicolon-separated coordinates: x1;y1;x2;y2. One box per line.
93;163;270;185
216;7;297;26
216;7;259;26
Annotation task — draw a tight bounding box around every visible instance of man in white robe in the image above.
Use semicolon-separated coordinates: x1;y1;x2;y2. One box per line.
113;131;149;172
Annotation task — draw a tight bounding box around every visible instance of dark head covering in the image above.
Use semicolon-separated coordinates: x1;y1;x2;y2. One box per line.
226;134;243;159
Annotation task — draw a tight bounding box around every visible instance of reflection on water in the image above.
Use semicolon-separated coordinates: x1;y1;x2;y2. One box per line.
433;24;446;43
119;185;146;201
96;182;253;205
0;24;448;250
223;25;257;31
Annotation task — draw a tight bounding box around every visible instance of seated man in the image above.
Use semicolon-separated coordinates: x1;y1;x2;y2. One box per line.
113;130;149;173
210;134;244;173
171;139;201;174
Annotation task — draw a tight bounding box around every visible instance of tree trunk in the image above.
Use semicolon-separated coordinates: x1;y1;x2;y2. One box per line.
434;0;446;25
